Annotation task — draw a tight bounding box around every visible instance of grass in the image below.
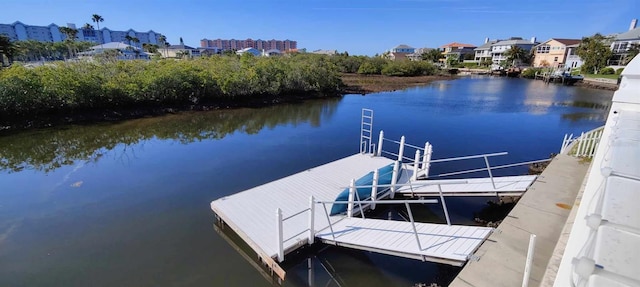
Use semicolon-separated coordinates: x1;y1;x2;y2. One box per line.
582;73;620;80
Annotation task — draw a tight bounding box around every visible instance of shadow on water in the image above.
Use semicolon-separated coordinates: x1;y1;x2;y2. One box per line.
0;98;341;173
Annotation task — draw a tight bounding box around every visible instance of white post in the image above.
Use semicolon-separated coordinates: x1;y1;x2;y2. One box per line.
577;132;585;156
398;136;406;161
437;185;451;225
276;208;284;262
377;131;384;156
412;150;421;181
347;179;356;218
522;234;537;287
421;142;430;169
371;170;379;210
308;196;315;244
423;143;433;178
390;161;399;199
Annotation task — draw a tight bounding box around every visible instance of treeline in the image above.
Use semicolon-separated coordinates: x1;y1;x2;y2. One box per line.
10;40;95;62
326;55;440;76
0;54;342;117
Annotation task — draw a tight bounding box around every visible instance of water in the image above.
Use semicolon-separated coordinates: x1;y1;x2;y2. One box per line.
0;77;612;286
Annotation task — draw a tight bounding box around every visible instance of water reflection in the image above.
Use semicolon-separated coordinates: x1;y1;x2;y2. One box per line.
0;99;340;173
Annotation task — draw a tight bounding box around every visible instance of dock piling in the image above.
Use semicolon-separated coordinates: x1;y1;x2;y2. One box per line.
377;131;384;156
371;170;379;210
276;208;284;262
308;196;315;244
347;179;356;218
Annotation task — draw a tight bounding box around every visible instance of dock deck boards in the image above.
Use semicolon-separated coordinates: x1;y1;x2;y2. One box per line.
210;153;395;260
397;175;537;196
316;218;493;265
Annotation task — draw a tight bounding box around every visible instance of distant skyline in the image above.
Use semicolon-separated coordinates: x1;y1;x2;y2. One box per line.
2;0;638;55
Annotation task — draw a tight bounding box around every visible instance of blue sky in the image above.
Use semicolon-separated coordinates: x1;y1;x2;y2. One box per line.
2;0;638;55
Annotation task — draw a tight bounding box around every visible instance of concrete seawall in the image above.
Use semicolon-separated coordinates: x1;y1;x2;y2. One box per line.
449;154;590;287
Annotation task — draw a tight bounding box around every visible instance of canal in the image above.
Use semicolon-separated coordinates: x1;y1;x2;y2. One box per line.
0;77;613;286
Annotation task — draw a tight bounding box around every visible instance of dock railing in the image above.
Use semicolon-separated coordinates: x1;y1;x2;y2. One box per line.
275;179;469;263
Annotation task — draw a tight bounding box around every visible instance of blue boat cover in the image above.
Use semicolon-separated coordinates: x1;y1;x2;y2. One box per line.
330;163;395;215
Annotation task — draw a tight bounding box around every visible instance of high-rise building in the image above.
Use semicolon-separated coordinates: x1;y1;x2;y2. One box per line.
200;38;297;52
0;21;165;47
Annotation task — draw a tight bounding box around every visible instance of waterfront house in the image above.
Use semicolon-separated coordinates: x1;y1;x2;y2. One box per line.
441;42;476;62
564;44;583;70
474;39;498;64
390;44;415;54
407;47;438;61
533;38;582;68
311;49;338;56
77;42;151;60
490;37;538;66
609;19;639;66
236;47;261;56
160;43;202;58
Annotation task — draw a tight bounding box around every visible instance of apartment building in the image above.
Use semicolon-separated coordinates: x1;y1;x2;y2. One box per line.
200;38;297;52
0;21;164;47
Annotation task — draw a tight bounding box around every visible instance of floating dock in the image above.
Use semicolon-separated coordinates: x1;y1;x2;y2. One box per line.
210;109;544;280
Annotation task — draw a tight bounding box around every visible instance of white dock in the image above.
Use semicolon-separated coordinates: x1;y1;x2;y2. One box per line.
317;218;493;266
397;175;538;197
210;108;541;280
211;153;395;277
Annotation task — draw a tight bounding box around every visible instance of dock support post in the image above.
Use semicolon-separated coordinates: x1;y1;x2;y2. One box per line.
437;185;452;226
347;179;356;218
398;136;406;161
412;150;421;181
377;131;384;156
390;161;399;199
308;196;315;244
371;170;379;210
276;208;284;262
522;234;537;287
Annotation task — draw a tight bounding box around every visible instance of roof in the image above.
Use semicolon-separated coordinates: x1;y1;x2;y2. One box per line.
89;42;137;50
475;40;498;50
393;44;414;49
537;38;581;46
168;44;195;50
493;38;537;46
615;27;640;41
552;38;582;45
441;42;476;48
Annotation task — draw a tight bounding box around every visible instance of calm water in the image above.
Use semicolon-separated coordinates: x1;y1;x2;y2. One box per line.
0;77;612;286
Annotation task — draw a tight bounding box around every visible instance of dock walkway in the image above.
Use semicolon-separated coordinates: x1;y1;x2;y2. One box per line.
317;217;492;266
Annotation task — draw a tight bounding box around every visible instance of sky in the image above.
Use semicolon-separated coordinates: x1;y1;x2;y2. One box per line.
2;0;638;55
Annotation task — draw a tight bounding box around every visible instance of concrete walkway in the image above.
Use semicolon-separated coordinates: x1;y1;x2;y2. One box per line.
449;154;590;287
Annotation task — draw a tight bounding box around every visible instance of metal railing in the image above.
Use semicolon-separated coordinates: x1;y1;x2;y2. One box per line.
560;127;604;158
360;109;375;154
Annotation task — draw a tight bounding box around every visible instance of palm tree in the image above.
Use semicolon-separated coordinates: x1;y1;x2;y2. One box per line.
59;26;78;58
92;14;104;48
158;35;167;57
504;45;528;67
0;35;16;66
124;35;133;46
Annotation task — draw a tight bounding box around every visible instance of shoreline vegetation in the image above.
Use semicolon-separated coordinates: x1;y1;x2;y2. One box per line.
0;54;447;133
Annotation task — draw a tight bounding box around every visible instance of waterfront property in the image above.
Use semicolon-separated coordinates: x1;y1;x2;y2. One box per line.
609;19;639;65
533;38;582;68
77;42;152;60
490;37;538;65
440;42;477;62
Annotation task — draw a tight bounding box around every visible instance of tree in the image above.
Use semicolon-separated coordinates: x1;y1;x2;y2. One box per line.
576;34;613;74
504;45;528;66
158;35;167;57
92;14;104;47
421;49;444;63
479;58;493;67
58;26;78;58
445;54;459;67
0;34;16;66
82;23;94;30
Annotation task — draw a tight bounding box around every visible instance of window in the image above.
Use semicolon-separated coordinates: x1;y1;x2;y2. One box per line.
554;57;558;62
